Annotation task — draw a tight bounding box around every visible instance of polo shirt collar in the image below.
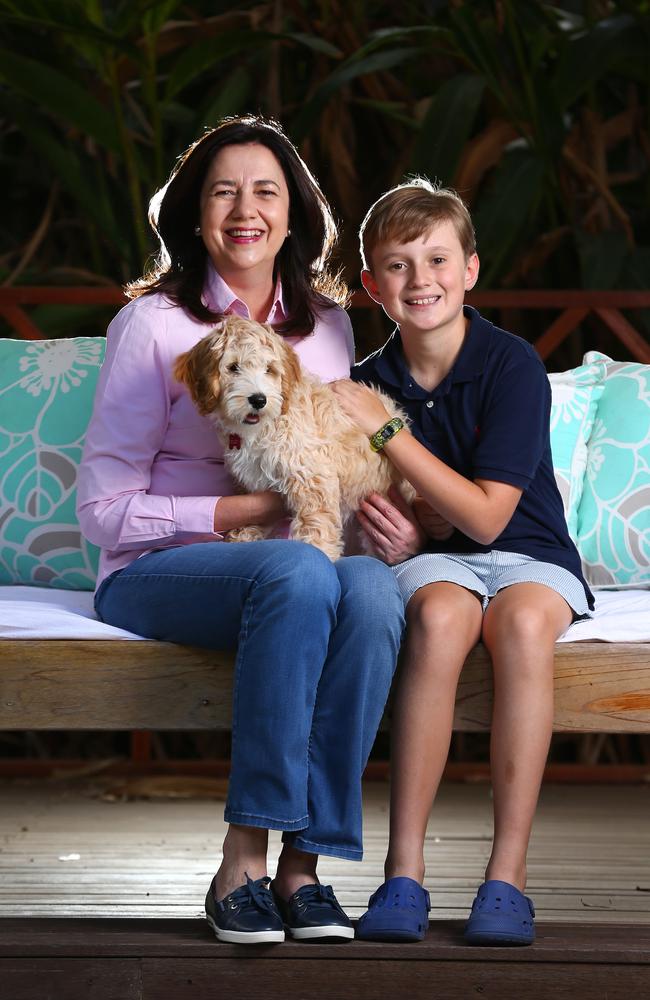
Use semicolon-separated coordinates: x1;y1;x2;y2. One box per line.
203;263;286;324
373;305;490;396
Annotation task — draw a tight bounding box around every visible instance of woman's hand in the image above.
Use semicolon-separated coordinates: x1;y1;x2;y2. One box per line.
413;496;455;541
357;486;427;564
330;379;391;437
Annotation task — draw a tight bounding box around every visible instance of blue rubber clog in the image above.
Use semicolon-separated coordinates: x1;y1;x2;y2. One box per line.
464;879;535;945
356;876;431;942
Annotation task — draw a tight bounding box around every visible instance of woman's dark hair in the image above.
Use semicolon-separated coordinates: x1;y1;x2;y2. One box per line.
126;115;345;334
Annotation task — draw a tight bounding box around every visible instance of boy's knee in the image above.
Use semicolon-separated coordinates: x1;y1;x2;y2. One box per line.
484;600;551;650
406;585;475;637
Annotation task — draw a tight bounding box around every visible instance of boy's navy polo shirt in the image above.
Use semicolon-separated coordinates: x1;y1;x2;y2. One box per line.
352;306;593;608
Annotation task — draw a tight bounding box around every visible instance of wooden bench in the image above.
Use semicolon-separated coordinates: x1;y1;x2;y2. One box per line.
1;306;649;745
2;638;649;734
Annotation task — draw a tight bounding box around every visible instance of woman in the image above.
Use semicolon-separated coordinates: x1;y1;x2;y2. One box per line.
76;115;404;944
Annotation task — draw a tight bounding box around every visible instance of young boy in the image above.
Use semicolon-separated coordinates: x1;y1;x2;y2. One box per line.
331;179;592;945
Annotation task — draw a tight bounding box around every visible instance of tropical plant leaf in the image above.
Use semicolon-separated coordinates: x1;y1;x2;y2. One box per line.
164;31;270;99
350;97;417;129
364;25;452;50
472;147;546;286
190;66;254;136
141;0;184;37
282;32;343;58
447;6;505;94
553;14;636;108
454;119;519;200
3;96;125;252
410;74;485;186
0;49;122;153
291;47;418;140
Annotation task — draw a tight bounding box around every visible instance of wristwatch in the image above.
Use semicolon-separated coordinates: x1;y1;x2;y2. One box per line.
369;416;405;452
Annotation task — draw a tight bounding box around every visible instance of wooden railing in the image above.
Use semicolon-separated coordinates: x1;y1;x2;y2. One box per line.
1;286;649;363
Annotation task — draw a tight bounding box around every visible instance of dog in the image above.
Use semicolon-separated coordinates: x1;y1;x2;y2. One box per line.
173;315;414;560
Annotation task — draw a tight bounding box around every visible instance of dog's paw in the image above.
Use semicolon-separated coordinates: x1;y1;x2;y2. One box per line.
226;525;267;544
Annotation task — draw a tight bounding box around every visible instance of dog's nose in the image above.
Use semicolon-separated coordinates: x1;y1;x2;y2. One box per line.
248;393;267;410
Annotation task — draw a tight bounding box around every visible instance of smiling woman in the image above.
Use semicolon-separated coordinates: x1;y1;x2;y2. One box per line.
128;115;344;336
198;143;290;317
75;114;404;947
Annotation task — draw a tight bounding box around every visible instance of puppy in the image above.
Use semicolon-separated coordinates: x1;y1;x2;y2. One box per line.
174;315;414;560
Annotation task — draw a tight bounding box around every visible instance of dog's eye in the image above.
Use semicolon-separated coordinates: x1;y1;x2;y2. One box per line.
265;365;276;375
227;363;240;373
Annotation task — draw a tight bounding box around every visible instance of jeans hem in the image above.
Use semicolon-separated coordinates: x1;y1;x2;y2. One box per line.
288;834;362;861
224;808;309;832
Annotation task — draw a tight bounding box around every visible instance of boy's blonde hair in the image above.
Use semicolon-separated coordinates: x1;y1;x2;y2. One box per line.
360;178;476;271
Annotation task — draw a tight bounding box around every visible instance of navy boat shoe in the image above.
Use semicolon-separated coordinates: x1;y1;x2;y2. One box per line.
205;873;285;944
272;882;354;942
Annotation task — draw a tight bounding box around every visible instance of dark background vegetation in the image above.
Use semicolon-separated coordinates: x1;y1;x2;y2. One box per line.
1;1;648;767
1;0;649;350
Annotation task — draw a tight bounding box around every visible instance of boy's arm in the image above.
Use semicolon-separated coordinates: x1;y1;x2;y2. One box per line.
331;379;522;546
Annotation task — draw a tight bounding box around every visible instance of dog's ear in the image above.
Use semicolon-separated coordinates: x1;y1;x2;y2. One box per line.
278;337;302;414
173;332;222;415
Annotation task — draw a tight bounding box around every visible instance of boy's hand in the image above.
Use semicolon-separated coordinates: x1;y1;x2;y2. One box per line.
330;379;391;436
357;486;426;564
413;496;455;541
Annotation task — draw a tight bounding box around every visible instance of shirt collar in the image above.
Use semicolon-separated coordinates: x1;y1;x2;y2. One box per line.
203;263;287;324
373;305;490;395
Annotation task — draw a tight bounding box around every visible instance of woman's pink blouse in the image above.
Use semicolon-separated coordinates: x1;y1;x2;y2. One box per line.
76;266;355;588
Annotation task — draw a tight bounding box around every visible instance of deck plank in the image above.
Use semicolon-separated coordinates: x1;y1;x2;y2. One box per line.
1;780;649;998
0;781;648;922
1;918;650;1000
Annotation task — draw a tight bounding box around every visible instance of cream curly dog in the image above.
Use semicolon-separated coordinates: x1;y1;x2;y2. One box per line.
174;316;413;560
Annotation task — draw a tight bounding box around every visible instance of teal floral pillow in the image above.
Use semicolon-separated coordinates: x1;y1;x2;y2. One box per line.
0;337;105;589
548;359;607;540
576;351;650;589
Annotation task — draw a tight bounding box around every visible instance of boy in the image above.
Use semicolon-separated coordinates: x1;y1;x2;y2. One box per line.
331;179;592;945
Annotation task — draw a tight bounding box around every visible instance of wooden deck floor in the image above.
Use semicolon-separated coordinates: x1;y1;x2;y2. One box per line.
1;778;648;922
1;780;649;998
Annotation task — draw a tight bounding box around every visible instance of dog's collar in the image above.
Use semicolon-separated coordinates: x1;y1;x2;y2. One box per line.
228;434;242;450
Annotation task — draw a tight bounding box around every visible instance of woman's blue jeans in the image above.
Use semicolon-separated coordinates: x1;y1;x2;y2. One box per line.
95;540;404;860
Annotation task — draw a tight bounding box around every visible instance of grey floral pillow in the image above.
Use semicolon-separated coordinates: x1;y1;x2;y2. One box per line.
0;337;105;589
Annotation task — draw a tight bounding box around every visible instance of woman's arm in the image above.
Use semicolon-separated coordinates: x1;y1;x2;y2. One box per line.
76;302;285;551
213;492;286;532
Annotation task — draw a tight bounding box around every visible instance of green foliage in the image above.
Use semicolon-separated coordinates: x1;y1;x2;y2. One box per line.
1;0;648;306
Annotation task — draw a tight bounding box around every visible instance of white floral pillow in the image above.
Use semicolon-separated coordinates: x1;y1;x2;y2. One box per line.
548;359;607;540
576;352;650;589
0;337;105;589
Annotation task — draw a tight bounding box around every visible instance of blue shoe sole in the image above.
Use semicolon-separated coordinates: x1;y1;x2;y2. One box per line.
356;924;427;942
206;912;285;944
464;927;534;946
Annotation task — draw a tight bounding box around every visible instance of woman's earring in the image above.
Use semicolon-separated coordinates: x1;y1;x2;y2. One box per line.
286;229;291;237
194;225;201;236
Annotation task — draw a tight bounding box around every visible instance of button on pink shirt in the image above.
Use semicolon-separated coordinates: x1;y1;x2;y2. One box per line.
76;266;355;589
